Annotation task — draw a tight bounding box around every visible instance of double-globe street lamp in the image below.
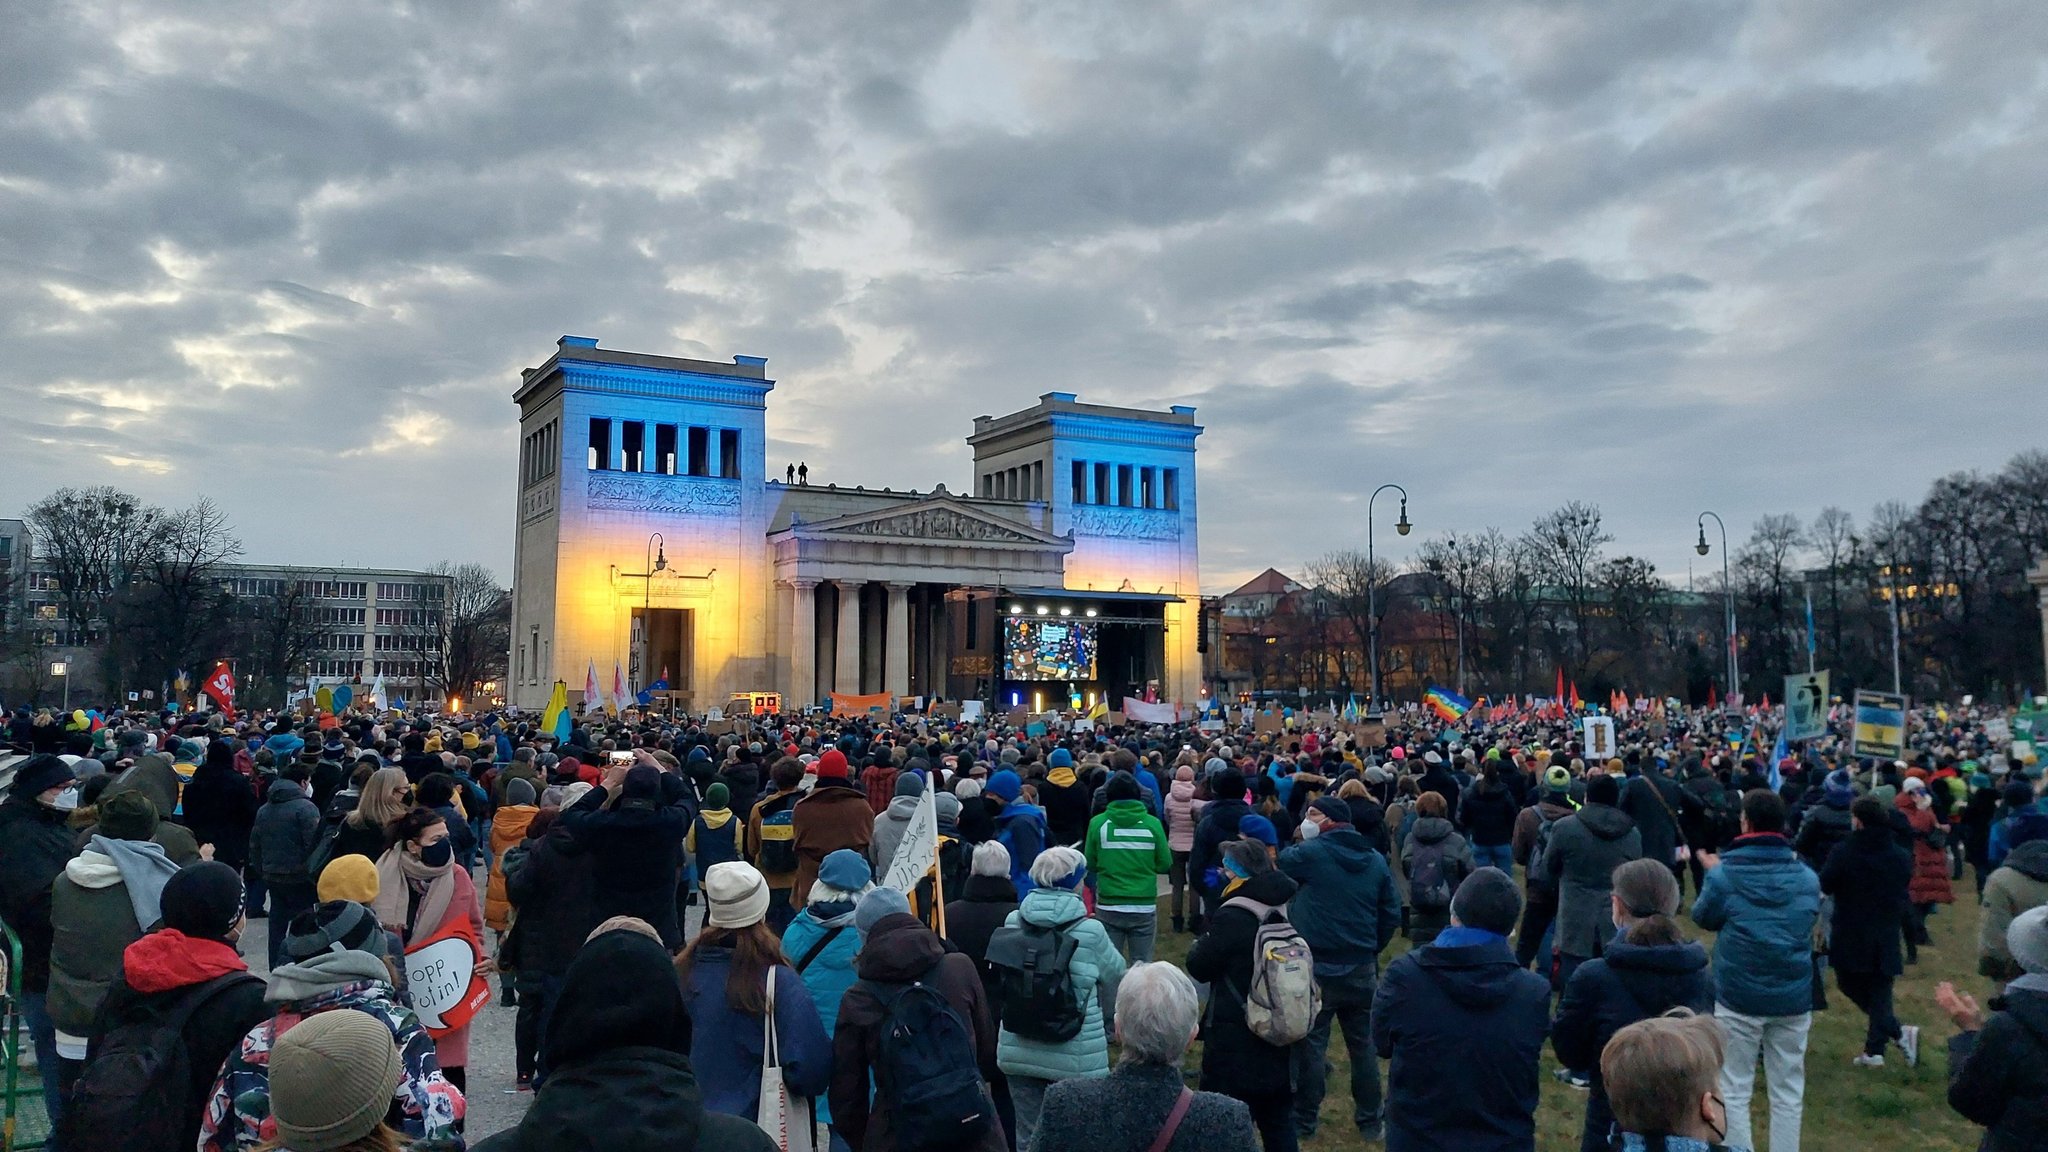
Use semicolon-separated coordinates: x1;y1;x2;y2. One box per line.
1367;484;1412;713
1695;511;1739;705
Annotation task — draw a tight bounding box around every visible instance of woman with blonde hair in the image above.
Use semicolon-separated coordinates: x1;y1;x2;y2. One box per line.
327;768;411;864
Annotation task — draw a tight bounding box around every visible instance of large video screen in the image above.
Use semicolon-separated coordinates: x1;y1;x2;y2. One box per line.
1004;618;1098;681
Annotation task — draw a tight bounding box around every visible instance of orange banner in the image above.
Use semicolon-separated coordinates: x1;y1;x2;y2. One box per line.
829;691;895;717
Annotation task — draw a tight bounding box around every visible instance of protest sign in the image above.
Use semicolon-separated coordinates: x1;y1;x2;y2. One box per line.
1851;690;1910;759
1581;716;1616;761
404;920;491;1036
1783;671;1829;742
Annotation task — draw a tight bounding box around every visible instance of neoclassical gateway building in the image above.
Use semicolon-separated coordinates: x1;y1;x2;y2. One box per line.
509;337;1203;714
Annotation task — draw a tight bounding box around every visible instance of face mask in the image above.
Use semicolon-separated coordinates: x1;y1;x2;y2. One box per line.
419;839;453;868
42;787;79;812
1299;819;1321;840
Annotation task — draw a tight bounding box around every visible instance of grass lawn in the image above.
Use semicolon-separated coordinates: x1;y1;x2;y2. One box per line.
1148;879;1991;1151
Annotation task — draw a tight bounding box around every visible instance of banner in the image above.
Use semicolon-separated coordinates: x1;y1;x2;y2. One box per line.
1783;671;1830;742
1581;715;1617;761
1851;690;1910;760
403;918;492;1037
881;784;938;895
201;661;237;720
1122;697;1183;725
829;691;894;717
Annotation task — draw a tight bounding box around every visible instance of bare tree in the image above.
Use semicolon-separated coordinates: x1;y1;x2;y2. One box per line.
120;499;243;692
1525;501;1613;679
1807;506;1856;667
1417;533;1494;695
24;487;162;649
1306;548;1397;700
235;580;328;710
429;562;511;701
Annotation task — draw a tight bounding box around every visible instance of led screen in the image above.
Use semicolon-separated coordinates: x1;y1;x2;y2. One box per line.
1003;618;1098;681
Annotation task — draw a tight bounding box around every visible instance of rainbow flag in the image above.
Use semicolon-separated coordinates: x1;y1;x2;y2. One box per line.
1424;686;1473;723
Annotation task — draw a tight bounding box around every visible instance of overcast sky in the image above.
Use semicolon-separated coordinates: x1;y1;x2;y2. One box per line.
5;1;2043;593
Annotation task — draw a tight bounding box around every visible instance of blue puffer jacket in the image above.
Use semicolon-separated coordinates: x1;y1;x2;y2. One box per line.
1277;828;1402;968
995;887;1126;1083
681;947;832;1121
1691;833;1820;1017
781;906;861;1124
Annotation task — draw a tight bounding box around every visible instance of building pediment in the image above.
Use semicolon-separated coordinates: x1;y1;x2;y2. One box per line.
779;497;1071;549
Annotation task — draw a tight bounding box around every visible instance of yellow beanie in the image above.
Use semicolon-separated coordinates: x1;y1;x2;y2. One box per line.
317;854;381;904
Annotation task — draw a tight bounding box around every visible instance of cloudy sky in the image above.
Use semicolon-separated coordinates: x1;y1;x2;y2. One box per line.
5;1;2043;592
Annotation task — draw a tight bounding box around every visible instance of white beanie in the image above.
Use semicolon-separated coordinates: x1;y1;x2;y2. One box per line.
704;861;770;930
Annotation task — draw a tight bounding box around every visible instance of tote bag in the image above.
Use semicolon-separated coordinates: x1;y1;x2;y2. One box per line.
757;971;819;1152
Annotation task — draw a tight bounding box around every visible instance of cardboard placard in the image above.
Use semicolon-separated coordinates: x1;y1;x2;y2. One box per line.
1106;711;1125;727
404;920;492;1037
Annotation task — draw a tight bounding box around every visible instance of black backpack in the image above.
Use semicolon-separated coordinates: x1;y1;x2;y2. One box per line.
58;972;263;1152
1407;838;1455;912
853;972;997;1152
983;915;1086;1043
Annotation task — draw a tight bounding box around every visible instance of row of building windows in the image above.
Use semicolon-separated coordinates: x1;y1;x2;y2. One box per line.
313;659;432;679
588;418;742;479
374;633;438;652
521;419;560;487
310;660;361;678
983;462;1047;502
376;582;443;602
376;608;441;627
317;606;367;626
318;633;366;652
227;578;381;600
1072;460;1178;510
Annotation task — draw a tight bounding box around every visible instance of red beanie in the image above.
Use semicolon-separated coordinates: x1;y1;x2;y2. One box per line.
816;749;850;780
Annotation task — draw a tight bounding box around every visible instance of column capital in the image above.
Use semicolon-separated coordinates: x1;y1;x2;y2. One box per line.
781;577;820;591
884;580;917;592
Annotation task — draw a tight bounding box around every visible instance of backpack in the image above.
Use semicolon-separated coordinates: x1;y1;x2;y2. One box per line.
758;798;799;874
983;916;1087;1043
1220;897;1320;1046
1526;809;1563;896
854;973;997;1152
58;972;262;1152
1407;838;1455;912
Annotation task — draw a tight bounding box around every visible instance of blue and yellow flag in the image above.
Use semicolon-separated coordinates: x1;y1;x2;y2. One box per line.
1424;686;1473;723
542;680;572;743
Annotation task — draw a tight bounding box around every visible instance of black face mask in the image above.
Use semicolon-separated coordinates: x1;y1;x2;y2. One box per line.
419;839;453;868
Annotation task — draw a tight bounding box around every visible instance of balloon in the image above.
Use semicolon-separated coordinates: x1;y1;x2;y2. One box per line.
332;685;354;713
315;686;334;714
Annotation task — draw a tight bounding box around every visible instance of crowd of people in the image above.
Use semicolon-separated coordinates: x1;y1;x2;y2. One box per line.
2;694;2046;1152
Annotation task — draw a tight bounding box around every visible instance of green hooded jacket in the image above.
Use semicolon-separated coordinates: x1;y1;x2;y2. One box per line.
1084;800;1171;908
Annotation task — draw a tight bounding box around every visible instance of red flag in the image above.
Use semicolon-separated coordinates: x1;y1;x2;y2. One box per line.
201;660;237;720
1708;683;1718;709
1569;681;1582;711
1554;666;1565;707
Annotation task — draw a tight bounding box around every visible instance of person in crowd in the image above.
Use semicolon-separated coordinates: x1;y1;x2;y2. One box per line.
181;740;259;905
328;767;413;865
558;759;689;948
996;845;1127;1151
1187;840;1302;1152
830;888;1006;1152
1546;774;1644;997
417;772;480;871
504;801;599;1089
0;753;82;1125
1041;746;1092;847
1979;828;2048;982
1279;796;1401;1142
782;849;871;1149
490;748;543;809
1938;903;2048;1151
691;781;749;878
677;861;832;1125
1821;795;1917;1068
259;1009;411;1152
944;840;1021;1145
1620;758;1689;884
48;789;180;1091
1792;769;1855;874
870;772;927;874
1551;859;1714;1152
749;757;808;931
95;754;201;863
1189;768;1253;932
1598;1010;1745;1152
1164;765;1202;934
199;900;465;1151
990;768;1051;898
1372;866;1552;1152
485;777;540;1004
1084;770;1171;963
64;861;269;1152
1402;790;1474;945
1461;760;1521;875
1692;790;1820;1152
372;806;485;1093
1896;777;1956;964
471;922;774;1152
793;749;876;906
1027;962;1257;1152
252;760;325;969
1513;765;1578;971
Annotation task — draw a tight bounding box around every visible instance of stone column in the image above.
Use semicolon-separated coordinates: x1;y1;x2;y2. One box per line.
788;580;817;707
834;580;863;694
885;582;913;699
2030;557;2048;695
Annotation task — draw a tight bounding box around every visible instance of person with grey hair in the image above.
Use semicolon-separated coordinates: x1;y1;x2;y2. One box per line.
1024;961;1257;1152
992;845;1126;1149
946;839;1022;1145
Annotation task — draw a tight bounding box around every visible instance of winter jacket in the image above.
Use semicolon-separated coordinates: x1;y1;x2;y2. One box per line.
1692;833;1820;1017
474;1047;773;1152
1165;776;1203;852
502;823;601;978
101;756;201;863
1898;796;1956;905
1512;796;1577;890
1545;803;1643;959
691;807;748;877
681;949;832;1121
1947;985;2048;1152
327;815;392;866
1551;935;1714;1152
1029;1062;1258;1152
1981;842;2048;981
748;786;804;890
861;762;900;815
88;930;270;1147
559;784;689;949
394;865;483;1069
1185;870;1300;1096
781;906;861;1126
1459;783;1520;848
994;802;1051;897
944;874;1020;1025
197;974;465;1152
485;803;538;933
1991;802;2048;869
489;760;542;809
792;782;875;905
1793;801;1853;874
869;792;923;876
181;763;259;869
830;913;1005;1152
1372;929;1551;1152
1084;800;1170;908
1042;766;1094;847
1820;825;1913;976
1189;797;1253;910
1619;772;1686;867
1278;826;1401;968
249;779;322;885
996;887;1125;1083
0;794;77;993
717;762;763;826
49;845;160;1039
1403;817;1475;944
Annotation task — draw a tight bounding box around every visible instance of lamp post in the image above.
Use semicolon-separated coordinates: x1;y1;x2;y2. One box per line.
51;660;69;710
1695;512;1738;704
632;533;666;693
1367;484;1411;713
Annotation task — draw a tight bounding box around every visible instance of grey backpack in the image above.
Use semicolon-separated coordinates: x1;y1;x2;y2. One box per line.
1221;896;1320;1046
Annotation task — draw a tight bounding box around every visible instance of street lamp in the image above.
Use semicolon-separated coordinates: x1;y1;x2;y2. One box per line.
51;660;69;710
1367;484;1411;713
1695;511;1739;705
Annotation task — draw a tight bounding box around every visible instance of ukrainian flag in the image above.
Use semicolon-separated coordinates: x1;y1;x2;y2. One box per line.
542;680;572;743
1424;686;1473;723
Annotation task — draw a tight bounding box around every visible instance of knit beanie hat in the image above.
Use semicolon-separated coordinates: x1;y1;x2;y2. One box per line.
817;849;872;892
268;1008;403;1152
1237;813;1278;847
98;790;160;841
705;782;730;810
1824;770;1856;808
1586;775;1621;807
160;862;245;942
894;772;926;799
1545;765;1572;793
317;854;381;905
704;861;770;929
2009;905;2048;976
9;754;75;800
1105;771;1142;803
505;777;537;807
986;769;1022;803
853;886;911;938
1310;796;1353;825
935;792;961;823
815;749;850;780
286;901;388;962
1450;866;1522;936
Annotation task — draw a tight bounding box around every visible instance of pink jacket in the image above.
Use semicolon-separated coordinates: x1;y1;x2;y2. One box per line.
1166;777;1203;852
